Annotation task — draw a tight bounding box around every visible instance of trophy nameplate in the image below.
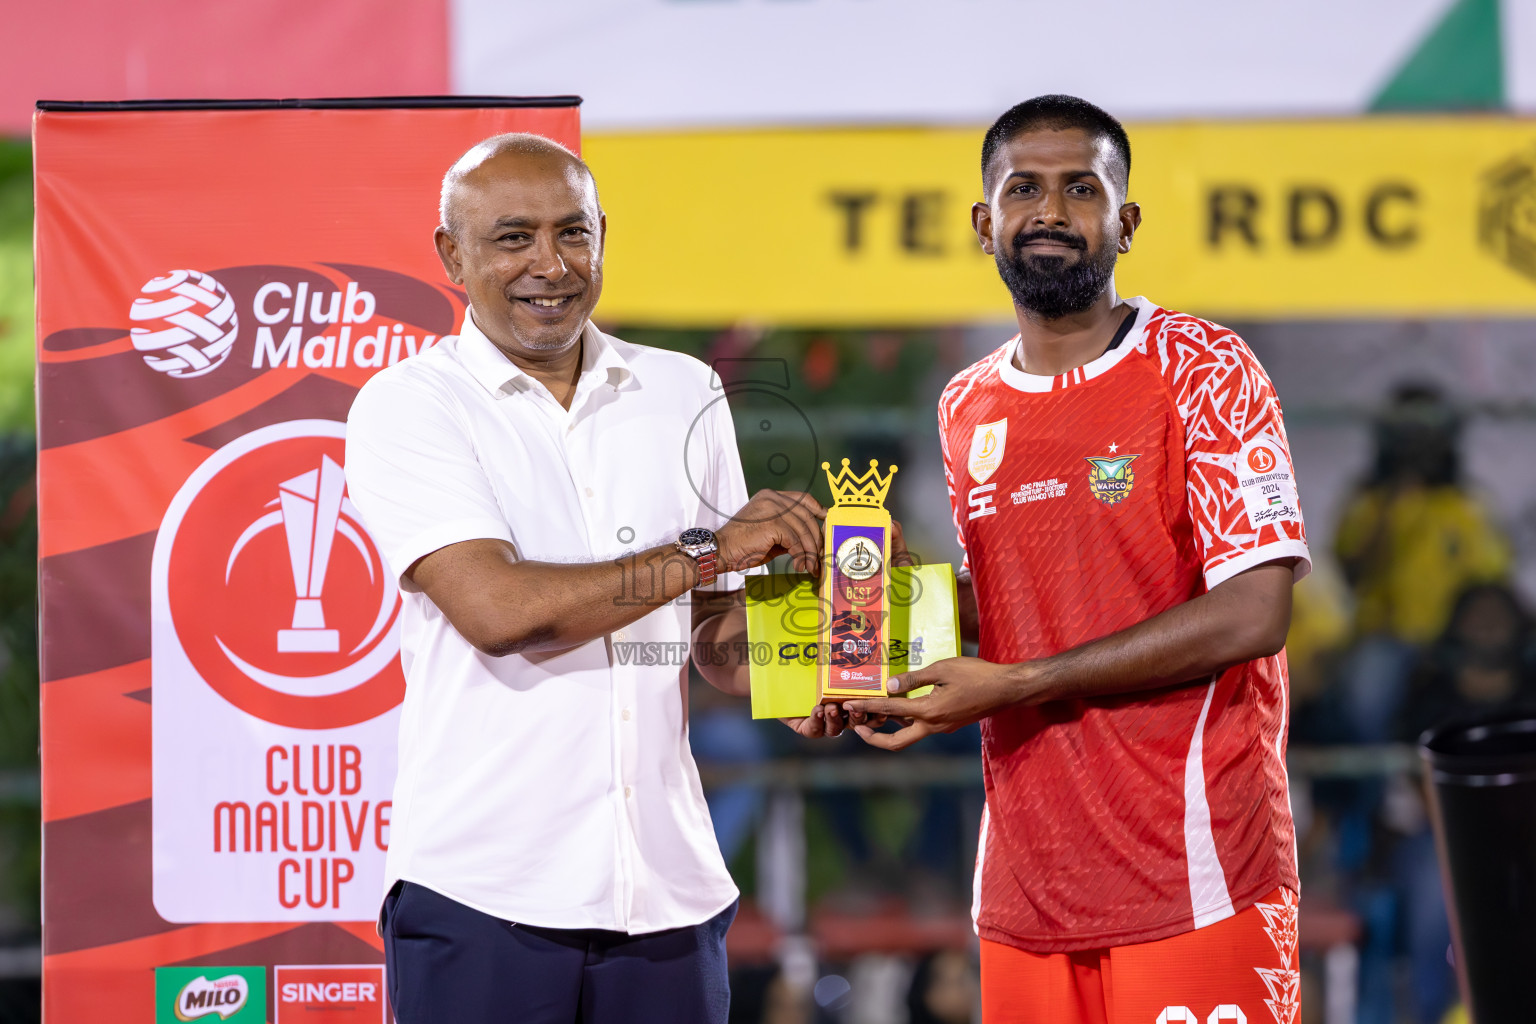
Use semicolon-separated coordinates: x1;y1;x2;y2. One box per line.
818;458;897;702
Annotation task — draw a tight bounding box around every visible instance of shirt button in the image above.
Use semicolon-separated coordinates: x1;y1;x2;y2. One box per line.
622;708;632;721
624;786;633;799
614;629;628;642
585;486;594;498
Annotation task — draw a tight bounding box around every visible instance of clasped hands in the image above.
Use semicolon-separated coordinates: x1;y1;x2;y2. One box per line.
785;656;1022;747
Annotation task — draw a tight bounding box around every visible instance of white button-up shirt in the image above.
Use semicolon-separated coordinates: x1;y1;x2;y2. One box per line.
345;311;746;933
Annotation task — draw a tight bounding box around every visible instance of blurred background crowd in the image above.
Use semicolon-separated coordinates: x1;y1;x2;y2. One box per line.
9;0;1536;1022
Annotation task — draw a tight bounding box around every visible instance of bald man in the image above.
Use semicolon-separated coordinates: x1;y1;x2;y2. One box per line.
345;134;835;1023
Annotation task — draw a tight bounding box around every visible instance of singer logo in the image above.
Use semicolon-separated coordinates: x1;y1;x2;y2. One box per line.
274;965;386;1024
154;421;405;729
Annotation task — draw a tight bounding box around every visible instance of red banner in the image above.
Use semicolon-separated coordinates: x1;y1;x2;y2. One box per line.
35;98;580;1024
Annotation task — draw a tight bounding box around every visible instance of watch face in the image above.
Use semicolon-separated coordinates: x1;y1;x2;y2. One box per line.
679;528;715;552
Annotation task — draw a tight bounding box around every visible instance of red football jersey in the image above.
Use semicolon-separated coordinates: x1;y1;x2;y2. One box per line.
939;297;1310;953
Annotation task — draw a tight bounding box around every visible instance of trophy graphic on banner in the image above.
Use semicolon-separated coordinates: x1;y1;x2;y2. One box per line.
818;458;898;702
276;455;347;653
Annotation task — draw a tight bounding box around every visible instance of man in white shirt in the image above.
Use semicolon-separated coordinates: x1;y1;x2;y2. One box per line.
344;134;839;1023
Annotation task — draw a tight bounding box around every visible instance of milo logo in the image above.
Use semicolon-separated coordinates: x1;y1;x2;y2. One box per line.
156;967;266;1024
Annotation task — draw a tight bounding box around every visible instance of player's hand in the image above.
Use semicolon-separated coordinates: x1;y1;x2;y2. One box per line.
842;656;1021;751
780;703;849;738
718;490;827;576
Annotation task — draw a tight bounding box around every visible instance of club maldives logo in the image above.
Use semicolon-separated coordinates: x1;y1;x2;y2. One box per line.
130;270;239;379
1247;445;1278;474
113;267;457;382
153;420;404;729
155;967;265;1024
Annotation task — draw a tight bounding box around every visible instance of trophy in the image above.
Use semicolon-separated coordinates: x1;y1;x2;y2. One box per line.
275;456;346;653
818;458;898;702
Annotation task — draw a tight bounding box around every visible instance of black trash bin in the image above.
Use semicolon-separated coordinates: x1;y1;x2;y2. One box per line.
1420;714;1536;1023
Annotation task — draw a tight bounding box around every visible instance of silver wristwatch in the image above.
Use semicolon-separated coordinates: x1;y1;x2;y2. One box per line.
676;528;720;588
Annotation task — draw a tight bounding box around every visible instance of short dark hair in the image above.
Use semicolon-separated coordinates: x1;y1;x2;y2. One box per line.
981;95;1131;197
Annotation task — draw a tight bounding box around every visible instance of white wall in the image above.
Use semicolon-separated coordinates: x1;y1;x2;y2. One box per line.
455;0;1452;129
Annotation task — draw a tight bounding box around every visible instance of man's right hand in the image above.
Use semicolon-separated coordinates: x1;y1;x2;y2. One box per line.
716;490;827;575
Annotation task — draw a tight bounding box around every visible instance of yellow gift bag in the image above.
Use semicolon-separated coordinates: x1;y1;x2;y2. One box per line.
744;564;960;719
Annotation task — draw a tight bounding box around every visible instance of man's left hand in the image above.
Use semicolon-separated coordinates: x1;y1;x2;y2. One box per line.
779;702;890;739
842;656;1020;751
780;704;847;738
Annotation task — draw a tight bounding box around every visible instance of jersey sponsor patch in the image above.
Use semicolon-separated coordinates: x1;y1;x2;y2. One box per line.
1084;454;1139;505
968;483;998;519
968;419;1007;484
1236;437;1300;529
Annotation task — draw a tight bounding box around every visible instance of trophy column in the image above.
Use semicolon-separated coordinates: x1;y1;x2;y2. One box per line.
276;455;345;653
818;458;898;702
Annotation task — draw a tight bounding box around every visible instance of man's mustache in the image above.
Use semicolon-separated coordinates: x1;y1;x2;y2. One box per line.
1012;229;1087;252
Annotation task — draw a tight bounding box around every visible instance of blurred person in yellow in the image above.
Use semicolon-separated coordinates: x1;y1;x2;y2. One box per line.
1283;570;1351;707
1333;383;1512;741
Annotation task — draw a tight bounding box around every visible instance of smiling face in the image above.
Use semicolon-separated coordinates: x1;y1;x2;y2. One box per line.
973;126;1139;319
434;149;605;361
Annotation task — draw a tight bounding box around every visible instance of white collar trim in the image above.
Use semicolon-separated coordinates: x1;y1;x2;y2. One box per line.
996;295;1155;394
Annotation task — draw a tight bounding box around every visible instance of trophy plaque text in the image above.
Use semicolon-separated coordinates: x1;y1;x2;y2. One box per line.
819;458;898;702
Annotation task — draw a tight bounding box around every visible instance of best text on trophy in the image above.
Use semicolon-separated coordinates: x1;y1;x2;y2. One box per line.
819;458;898;702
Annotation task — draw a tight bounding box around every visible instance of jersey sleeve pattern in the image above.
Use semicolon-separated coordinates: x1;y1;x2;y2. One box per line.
1152;313;1312;590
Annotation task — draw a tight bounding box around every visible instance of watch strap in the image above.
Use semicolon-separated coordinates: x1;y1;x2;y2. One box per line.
676;528;720;588
693;550;718;587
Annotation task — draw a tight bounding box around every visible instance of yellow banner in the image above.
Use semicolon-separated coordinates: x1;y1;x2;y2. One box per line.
584;118;1536;325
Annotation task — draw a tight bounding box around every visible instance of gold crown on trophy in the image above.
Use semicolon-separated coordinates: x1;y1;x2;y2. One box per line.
822;458;898;509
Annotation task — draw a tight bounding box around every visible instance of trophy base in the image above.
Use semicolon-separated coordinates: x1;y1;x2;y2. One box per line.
820;688;887;702
277;628;340;653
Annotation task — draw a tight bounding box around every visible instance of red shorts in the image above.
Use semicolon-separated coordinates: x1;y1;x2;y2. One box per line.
980;888;1299;1024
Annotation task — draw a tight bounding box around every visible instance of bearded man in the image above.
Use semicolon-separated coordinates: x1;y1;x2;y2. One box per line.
845;96;1311;1023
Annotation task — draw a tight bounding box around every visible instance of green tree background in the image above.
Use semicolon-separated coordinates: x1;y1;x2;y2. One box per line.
0;142;31;435
0;139;38;937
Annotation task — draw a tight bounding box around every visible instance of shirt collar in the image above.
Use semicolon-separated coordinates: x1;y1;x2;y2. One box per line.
996;295;1153;394
458;308;635;399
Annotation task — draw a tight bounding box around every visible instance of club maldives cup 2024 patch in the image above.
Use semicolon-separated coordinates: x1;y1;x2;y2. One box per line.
1236;437;1301;530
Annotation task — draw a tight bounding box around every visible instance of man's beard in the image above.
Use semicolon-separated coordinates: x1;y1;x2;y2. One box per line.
994;229;1119;320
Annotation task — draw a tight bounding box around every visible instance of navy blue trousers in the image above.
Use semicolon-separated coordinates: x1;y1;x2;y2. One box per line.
383;882;736;1023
